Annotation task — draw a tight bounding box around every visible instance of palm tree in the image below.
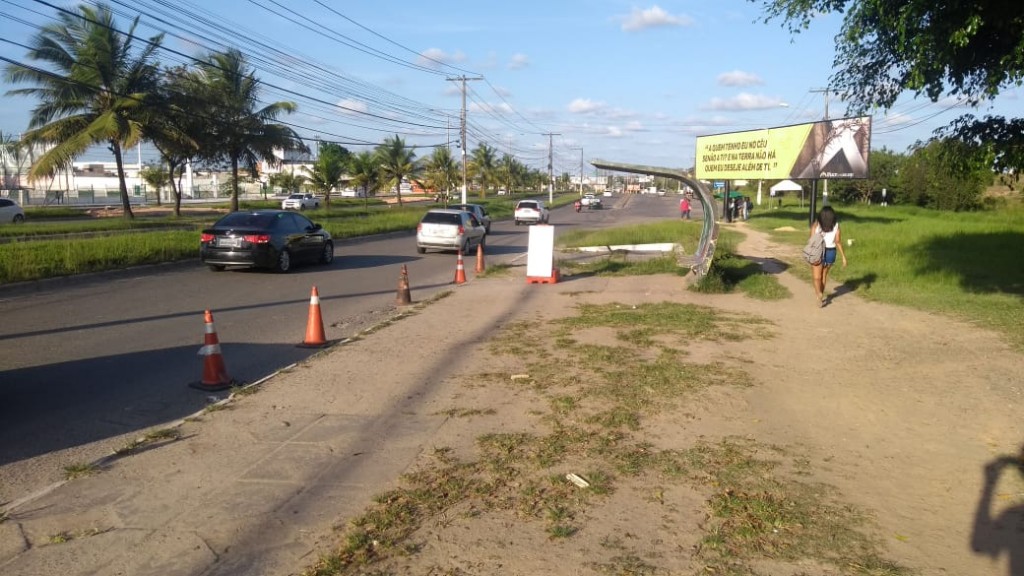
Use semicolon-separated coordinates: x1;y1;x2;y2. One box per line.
191;49;305;212
4;3;164;219
348;150;380;210
423;147;459;204
0;131;29;190
376;135;421;207
470;143;498;198
145;66;201;216
304;143;349;207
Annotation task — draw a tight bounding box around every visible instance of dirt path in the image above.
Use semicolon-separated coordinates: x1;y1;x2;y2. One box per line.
375;223;1024;575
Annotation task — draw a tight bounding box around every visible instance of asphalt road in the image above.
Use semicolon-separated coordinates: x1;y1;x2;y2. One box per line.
0;194;691;500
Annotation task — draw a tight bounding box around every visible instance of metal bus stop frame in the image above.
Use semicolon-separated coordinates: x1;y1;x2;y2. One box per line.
591;159;720;278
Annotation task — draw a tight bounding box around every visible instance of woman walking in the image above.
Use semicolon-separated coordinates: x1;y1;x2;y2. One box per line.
810;206;847;306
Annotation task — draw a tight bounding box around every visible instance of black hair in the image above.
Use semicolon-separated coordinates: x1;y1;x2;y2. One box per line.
817;206;837;232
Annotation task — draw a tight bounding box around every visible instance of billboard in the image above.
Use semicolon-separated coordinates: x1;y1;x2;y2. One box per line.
695;116;871;181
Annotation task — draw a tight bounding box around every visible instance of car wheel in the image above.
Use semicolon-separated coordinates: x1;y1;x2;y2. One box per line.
485;224;491;234
417;246;426;254
13;214;25;223
299;205;305;210
275;249;292;273
461;239;470;254
208;264;226;272
319;241;334;265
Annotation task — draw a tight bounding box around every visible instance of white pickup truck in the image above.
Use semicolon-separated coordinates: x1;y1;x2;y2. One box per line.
580;193;602;209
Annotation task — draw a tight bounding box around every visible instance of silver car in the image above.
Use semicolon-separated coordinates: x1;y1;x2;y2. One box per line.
416;209;486;254
449;203;492;234
0;198;25;224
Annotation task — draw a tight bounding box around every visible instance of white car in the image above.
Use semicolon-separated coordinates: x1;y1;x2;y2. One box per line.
514;199;549;225
0;198;25;223
281;193;320;210
580;193;602;209
416;209;486;254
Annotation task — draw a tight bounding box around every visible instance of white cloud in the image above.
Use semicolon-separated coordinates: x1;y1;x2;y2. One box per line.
336;99;368;115
620;5;693;32
717;70;763;87
508;53;530;70
704;93;788;111
568;98;606;114
624;121;645;132
417;48;466;69
607;126;624;137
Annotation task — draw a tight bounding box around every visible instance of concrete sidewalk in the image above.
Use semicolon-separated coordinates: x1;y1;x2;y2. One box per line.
0;269;556;576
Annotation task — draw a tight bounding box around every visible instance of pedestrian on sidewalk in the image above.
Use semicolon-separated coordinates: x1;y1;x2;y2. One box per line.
679;196;691;220
810;205;847;307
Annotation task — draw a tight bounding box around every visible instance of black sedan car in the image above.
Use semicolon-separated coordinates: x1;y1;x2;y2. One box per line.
200;210;334;273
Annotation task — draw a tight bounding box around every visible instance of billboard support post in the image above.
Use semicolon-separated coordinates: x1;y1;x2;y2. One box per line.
723;181;731;223
809;180;818;227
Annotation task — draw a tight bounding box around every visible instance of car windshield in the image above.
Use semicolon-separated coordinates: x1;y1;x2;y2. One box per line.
214;212;278;228
518;202;539;209
288;194;303;199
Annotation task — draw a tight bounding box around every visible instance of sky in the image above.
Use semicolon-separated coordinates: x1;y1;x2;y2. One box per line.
2;0;1022;178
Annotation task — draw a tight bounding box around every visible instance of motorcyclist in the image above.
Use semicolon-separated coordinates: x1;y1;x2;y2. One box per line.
574;200;582;212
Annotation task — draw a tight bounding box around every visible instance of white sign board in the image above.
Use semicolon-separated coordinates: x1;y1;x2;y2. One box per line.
526;225;555;278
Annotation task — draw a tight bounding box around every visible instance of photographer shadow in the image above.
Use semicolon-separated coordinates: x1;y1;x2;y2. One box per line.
972;452;1024;575
832;273;877;301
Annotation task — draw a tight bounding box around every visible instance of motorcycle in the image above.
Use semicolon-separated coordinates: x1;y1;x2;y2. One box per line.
573;201;582;213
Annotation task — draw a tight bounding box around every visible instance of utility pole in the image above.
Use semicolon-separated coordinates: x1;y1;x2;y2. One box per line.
543;132;560;203
507;135;513;195
447;76;482;204
579;147;584;196
570;146;583;196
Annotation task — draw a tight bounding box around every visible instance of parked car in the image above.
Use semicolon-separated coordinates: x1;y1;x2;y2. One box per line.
200;210;334;273
449;203;492;234
281;193;320;210
497;189;508;196
0;198;25;223
416;209;486;254
514;199;549;225
580;193;602;209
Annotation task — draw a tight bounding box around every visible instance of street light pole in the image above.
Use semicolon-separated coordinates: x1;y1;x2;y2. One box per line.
544;132;559;203
447;75;482;204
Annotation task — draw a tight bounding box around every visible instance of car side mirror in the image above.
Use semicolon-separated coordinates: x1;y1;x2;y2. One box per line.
311;223;322;231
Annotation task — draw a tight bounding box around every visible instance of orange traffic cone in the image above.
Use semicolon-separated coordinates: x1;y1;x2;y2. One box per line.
190;309;234;392
299;286;328;347
453;249;467;284
475;242;486;273
396;264;413;306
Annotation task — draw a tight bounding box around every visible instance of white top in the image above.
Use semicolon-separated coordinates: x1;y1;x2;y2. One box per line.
815;222;840;248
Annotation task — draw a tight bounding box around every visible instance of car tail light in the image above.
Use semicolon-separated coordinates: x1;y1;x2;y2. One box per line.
200;233;214;242
417;223;422;232
457;225;465;234
243;234;270;244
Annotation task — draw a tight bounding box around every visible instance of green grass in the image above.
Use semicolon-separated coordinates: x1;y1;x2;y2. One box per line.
747;203;1024;347
63;462;99;480
0;230;199;284
0;215;205;238
557;220;704;250
692;230;792;300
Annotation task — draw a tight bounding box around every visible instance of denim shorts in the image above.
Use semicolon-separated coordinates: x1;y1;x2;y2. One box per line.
822;247;837;266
